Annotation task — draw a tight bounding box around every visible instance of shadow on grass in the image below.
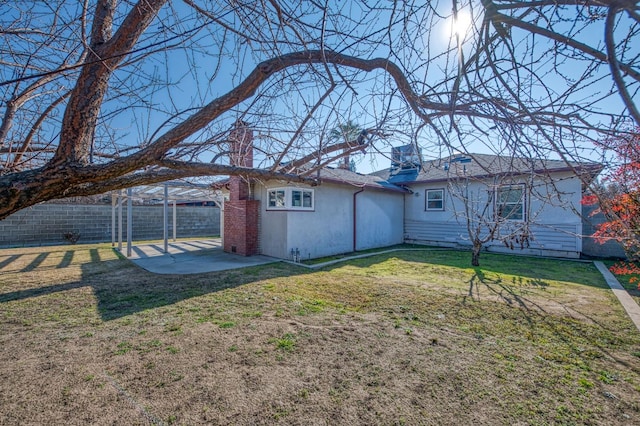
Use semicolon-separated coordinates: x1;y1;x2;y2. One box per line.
21;252;49;272
0;247;307;321
325;248;608;290
465;268;548;329
0;245;609;323
463;265;638;371
92;263;305;321
466;269;548;308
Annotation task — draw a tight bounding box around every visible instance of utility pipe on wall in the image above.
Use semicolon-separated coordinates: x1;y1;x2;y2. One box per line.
353;187;364;252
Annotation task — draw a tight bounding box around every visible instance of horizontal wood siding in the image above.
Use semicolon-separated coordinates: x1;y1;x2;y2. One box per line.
526;224;580;251
405;220;580;255
405;220;465;243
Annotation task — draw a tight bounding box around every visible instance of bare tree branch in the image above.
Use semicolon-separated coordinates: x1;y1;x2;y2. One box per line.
0;0;637;223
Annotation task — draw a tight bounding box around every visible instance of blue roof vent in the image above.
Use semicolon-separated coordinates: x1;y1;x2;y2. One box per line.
450;155;472;164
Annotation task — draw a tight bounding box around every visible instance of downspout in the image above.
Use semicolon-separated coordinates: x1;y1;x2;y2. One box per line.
402;189;407;244
353;187;365;252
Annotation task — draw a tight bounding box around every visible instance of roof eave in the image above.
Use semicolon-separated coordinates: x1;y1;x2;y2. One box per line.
396;163;604;185
320;176;409;193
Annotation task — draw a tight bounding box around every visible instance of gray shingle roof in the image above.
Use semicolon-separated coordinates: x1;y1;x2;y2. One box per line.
315;167;407;192
223;153;601;193
371;153;602;185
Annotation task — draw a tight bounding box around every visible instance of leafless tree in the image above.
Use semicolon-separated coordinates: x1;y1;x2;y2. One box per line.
0;0;638;220
443;152;593;266
447;171;521;267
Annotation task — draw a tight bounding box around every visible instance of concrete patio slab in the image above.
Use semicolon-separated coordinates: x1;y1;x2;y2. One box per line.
121;239;278;274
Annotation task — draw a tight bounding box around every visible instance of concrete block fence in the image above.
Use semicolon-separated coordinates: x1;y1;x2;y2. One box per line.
0;201;626;259
0;203;220;248
581;204;626;259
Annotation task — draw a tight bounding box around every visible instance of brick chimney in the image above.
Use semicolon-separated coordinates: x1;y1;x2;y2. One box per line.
224;120;260;256
229;120;253;169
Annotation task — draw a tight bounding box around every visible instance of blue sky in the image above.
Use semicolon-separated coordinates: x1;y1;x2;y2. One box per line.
103;2;634;174
2;1;635;176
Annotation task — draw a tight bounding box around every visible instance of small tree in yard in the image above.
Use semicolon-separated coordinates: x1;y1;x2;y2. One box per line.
455;178;533;267
583;129;640;285
443;152;596;267
447;156;536;267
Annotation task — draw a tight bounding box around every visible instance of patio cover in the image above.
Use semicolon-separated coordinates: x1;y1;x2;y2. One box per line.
111;181;223;257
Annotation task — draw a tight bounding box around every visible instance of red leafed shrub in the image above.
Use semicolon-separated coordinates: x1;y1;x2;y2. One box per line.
609;262;640;285
583;128;640;287
581;194;598;206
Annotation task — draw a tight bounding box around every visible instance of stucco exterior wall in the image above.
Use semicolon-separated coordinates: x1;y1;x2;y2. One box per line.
355;190;404;251
258;204;289;259
256;182;404;260
403;172;584;258
284;183;354;260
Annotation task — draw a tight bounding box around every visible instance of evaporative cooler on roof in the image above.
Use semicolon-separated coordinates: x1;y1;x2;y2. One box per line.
391;144;422;170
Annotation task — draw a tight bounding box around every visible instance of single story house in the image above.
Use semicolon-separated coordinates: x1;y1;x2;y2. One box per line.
375;152;602;258
221;125;601;260
253;168;405;260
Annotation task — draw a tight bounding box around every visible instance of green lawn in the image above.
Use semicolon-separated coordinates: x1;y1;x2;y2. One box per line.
1;243;639;425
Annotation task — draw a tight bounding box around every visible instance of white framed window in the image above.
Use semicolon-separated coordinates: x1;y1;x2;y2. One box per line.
268;189;286;208
267;187;314;211
496;184;525;221
425;189;444;211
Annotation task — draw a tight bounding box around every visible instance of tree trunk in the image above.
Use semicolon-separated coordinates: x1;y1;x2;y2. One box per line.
472;241;482;267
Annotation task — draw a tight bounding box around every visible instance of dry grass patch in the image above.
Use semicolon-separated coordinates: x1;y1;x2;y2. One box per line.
1;244;640;425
